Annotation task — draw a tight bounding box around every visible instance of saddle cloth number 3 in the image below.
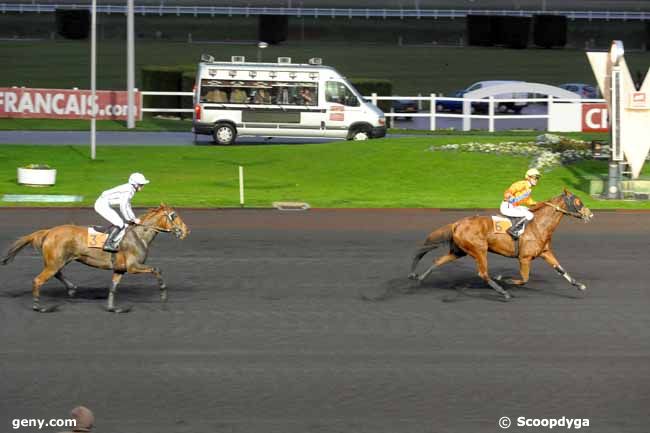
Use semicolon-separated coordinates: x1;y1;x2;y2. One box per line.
87;228;108;248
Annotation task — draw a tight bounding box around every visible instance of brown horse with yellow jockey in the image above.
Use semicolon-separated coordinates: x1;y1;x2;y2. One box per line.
409;178;593;300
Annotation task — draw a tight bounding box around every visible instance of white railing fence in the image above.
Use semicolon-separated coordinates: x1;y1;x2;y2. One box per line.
141;90;606;132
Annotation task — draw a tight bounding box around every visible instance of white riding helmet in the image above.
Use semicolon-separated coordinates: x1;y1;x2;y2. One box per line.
525;168;541;179
128;172;150;186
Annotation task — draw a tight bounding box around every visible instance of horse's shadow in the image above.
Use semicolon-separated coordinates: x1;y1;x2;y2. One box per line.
361;272;587;303
0;285;158;303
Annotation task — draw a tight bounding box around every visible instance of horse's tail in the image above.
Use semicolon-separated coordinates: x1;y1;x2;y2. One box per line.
1;229;50;265
409;223;454;275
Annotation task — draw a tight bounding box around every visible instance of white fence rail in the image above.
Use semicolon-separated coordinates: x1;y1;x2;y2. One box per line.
142;91;606;132
2;4;650;20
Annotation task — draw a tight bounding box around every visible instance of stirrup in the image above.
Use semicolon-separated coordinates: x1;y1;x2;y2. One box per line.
103;244;118;253
507;227;520;239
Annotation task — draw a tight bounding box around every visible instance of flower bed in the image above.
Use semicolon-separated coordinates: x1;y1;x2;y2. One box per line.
428;134;595;172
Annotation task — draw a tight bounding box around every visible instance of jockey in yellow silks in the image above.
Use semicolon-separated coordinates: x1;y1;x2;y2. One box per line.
500;168;541;238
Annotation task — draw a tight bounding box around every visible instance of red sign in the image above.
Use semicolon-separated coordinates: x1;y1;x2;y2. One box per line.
582;103;608;132
0;87;141;120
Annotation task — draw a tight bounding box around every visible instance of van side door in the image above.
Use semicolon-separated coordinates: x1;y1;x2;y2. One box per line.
323;81;362;138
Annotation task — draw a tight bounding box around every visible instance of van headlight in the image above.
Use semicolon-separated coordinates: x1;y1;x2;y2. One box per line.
378;117;386;126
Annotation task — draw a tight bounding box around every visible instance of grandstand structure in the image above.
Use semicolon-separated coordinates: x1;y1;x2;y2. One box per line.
1;0;650;17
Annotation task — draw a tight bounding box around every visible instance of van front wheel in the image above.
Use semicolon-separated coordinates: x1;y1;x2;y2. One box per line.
213;124;236;145
348;124;371;141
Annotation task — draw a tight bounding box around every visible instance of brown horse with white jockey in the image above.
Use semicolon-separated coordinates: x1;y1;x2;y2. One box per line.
2;204;189;312
409;189;593;300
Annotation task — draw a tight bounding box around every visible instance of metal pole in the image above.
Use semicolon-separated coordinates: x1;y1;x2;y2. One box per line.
608;65;621;199
90;0;97;160
126;0;135;128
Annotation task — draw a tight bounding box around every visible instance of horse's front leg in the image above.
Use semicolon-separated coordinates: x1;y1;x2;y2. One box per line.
127;263;167;302
498;257;531;286
540;250;586;292
106;272;130;313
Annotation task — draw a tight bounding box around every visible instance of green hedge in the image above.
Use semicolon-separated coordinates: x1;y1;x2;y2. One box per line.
349;79;392;112
141;65;195;117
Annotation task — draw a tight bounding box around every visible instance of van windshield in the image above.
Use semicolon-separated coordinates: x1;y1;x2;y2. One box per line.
325;81;360;107
200;79;318;106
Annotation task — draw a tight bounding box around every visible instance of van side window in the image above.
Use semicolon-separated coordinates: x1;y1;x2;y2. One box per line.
200;79;317;106
325;81;360;107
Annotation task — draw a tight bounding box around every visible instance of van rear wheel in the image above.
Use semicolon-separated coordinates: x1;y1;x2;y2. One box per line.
213;124;236;145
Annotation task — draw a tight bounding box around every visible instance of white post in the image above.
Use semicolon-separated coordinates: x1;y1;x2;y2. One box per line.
239;166;244;207
371;92;378;107
488;96;495;132
417;92;422;111
126;0;135;128
429;93;436;131
90;0;97;160
462;98;471;131
547;95;553;131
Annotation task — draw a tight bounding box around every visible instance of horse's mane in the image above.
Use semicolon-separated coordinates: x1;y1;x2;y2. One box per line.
140;204;169;221
530;194;563;213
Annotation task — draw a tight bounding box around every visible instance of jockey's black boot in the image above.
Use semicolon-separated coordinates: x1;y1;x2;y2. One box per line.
507;218;527;239
103;226;121;252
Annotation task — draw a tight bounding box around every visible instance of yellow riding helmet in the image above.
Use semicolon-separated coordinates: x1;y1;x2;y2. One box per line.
525;168;541;179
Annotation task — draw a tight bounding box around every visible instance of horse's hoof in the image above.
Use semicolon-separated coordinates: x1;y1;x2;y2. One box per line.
577;283;587;291
33;304;61;313
407;273;418;280
495;275;503;281
105;306;132;314
67;289;76;297
502;292;512;301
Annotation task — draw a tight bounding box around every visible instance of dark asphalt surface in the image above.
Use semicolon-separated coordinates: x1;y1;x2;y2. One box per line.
1;209;649;433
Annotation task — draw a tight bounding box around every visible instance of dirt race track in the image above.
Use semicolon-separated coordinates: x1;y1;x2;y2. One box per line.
1;208;649;433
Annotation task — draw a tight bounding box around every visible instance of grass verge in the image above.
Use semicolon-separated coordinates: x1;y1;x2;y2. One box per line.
1;134;646;209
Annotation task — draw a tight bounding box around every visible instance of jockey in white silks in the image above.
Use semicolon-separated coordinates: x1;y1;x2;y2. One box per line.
500;168;541;239
94;172;149;252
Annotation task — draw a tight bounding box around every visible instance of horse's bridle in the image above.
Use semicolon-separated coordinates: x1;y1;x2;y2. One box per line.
543;193;586;219
138;210;184;237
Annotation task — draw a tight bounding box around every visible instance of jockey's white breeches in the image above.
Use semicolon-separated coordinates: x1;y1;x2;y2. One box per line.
500;201;534;221
94;198;126;228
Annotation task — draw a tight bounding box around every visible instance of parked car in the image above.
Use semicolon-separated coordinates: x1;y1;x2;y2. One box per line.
391;98;418;120
558;83;600;99
436;80;529;114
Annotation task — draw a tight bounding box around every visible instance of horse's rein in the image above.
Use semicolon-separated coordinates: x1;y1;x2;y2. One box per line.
132;221;171;233
543;202;582;218
135;211;181;233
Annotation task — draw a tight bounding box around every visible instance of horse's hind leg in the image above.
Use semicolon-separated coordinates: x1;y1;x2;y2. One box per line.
32;267;59;312
473;252;511;300
416;252;460;282
55;271;78;297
